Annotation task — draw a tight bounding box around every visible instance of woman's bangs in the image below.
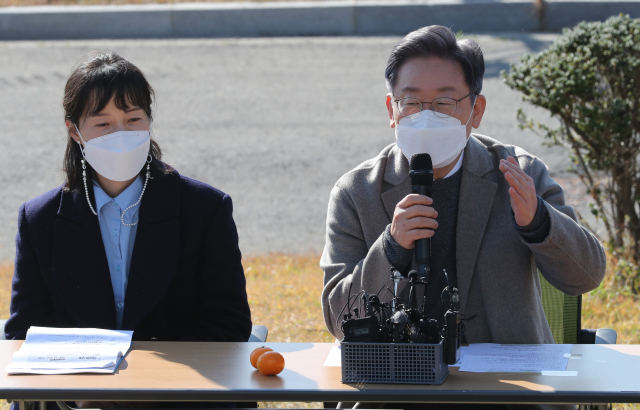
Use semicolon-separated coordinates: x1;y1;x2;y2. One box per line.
83;85;113;120
83;71;152;120
114;77;152;117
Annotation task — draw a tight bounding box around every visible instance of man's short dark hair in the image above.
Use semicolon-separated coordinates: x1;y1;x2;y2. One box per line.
385;25;485;100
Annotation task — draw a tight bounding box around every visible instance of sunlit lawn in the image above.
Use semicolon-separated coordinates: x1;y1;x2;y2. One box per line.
0;254;638;409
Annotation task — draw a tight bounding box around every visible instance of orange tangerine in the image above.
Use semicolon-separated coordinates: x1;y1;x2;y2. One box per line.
257;351;285;376
250;346;273;369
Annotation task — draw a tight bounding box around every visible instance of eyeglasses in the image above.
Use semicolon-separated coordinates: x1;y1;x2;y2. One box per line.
393;92;474;118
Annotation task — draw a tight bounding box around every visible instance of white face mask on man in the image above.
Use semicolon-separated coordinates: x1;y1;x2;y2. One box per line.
395;100;475;169
74;124;151;182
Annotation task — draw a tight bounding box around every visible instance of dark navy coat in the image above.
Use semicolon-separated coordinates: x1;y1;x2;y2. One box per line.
6;168;252;343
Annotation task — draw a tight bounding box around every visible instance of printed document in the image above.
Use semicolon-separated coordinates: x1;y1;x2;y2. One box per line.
5;327;133;375
459;343;572;373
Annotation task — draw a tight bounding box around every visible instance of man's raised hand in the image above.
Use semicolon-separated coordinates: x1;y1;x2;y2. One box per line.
390;194;439;249
499;156;537;227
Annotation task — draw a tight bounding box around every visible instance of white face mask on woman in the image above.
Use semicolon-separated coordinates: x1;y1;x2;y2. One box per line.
75;124;151;182
395;101;475;169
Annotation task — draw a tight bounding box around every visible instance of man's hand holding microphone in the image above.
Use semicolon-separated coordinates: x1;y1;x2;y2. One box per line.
390;195;438;250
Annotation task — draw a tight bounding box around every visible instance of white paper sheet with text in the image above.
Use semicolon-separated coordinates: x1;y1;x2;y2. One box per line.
459;343;572;373
6;327;133;375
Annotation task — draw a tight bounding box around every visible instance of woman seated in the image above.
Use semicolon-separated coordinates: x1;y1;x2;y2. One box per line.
5;51;252;406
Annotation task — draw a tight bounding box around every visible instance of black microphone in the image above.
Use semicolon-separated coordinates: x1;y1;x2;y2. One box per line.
409;153;434;281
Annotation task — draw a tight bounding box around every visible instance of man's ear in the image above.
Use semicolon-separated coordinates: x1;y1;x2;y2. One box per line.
65;120;82;145
471;94;487;129
386;94;396;129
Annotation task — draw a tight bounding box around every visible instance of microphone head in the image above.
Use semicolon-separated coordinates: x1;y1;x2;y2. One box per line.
391;310;409;325
409;153;434;186
410;153;433;172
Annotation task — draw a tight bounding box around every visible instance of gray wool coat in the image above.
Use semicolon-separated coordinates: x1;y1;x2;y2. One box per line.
321;134;606;344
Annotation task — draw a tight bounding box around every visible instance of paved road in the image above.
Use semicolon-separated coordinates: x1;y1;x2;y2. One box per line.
0;33;578;261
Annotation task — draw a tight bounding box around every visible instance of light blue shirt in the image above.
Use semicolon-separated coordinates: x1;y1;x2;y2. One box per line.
93;176;143;330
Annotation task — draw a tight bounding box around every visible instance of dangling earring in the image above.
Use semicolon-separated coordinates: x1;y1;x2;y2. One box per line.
82;159;98;216
120;153;153;227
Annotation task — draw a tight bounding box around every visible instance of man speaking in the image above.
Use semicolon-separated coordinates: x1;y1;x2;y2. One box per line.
320;25;606;349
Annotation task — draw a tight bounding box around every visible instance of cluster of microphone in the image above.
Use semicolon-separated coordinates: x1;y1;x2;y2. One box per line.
338;153;461;366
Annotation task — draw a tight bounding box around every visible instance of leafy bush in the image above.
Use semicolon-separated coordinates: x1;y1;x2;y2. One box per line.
501;15;640;291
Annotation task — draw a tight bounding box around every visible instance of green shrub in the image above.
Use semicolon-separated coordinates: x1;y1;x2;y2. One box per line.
501;15;640;292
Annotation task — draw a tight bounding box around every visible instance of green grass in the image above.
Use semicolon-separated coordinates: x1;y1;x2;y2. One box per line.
0;254;639;409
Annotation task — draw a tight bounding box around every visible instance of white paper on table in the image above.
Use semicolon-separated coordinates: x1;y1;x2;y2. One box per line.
5;327;133;374
8;351;118;369
459;344;572;373
541;371;578;376
323;345;342;367
6;364;119;375
22;326;133;349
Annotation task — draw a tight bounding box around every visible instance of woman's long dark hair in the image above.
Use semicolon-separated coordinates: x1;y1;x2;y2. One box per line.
63;51;171;192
